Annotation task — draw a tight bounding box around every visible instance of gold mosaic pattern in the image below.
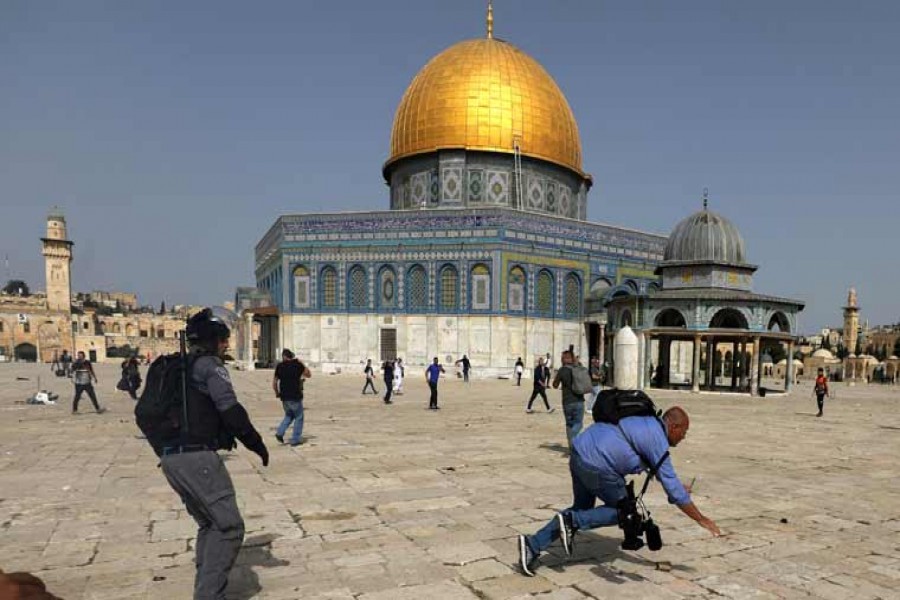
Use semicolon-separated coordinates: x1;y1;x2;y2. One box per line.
387;38;583;175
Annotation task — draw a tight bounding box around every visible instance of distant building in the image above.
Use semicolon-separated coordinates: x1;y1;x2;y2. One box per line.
0;211;187;363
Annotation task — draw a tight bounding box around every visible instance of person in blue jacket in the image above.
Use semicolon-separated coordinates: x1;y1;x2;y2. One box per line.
518;406;721;576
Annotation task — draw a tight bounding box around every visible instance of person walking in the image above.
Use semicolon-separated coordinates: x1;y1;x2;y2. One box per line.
425;357;446;410
526;357;554;413
362;359;378;395
514;357;525;386
148;308;269;599
60;349;72;377
273;348;310;446
552;350;584;449
814;368;829;417
455;355;471;382
382;360;395;404
518;406;721;576
72;351;104;414
118;356;142;399
393;358;404;395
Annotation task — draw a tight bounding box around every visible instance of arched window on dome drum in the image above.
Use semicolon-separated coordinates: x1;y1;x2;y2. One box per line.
535;270;554;315
348;265;368;311
563;273;581;317
293;265;311;309
377;266;397;310
508;266;526;312
407;265;428;311
439;265;459;311
320;266;338;309
470;264;491;310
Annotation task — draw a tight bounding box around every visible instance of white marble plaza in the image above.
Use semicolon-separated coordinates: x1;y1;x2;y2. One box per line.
1;363;899;599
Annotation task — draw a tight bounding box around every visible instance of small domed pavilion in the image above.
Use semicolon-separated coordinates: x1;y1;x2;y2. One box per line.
604;194;804;395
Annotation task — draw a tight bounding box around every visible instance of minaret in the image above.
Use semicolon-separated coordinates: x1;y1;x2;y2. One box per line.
41;208;74;312
843;287;859;355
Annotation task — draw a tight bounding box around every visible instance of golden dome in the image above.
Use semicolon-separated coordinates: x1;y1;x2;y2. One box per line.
385;37;585;177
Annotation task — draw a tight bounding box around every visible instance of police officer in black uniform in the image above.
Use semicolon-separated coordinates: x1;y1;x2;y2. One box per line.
159;309;269;600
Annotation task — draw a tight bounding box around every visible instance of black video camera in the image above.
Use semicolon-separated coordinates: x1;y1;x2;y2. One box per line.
617;480;662;551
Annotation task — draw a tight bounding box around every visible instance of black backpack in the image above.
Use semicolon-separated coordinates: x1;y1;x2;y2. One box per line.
135;352;192;454
592;388;661;424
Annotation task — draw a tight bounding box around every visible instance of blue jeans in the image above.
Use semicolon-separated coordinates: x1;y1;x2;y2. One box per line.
587;385;601;412
563;401;585;448
276;399;304;444
527;452;626;553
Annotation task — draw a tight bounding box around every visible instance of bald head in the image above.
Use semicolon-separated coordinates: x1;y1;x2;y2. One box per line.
663;406;690;446
663;406;689;428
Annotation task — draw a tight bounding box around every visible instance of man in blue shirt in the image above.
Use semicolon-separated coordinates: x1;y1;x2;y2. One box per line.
518;406;721;576
425;357;446;410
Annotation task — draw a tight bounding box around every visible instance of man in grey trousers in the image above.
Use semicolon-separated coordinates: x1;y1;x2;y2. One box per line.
152;309;269;600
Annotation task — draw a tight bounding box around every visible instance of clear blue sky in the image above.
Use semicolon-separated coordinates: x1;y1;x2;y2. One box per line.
2;1;898;332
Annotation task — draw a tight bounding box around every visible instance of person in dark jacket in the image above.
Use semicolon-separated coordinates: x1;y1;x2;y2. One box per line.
382;360;395;404
119;356;142;399
526;357;553;413
157;308;268;600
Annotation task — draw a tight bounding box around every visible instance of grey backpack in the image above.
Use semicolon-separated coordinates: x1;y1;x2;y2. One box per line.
570;365;594;395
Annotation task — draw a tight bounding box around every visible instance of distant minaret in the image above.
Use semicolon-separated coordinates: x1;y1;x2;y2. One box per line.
41;208;74;312
843;287;859;355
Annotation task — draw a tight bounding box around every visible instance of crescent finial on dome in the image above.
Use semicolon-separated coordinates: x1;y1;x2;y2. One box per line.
487;1;494;39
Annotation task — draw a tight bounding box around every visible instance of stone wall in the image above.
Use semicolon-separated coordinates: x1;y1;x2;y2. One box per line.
278;312;588;378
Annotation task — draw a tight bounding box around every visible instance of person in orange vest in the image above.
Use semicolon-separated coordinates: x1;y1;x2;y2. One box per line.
814;368;829;417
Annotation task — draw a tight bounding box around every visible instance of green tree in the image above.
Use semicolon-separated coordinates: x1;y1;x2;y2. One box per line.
836;344;848;360
766;342;786;364
821;336;832;351
159;300;166;315
893;338;900;358
2;279;30;296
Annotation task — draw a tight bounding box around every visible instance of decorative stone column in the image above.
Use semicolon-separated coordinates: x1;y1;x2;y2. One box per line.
644;334;653;390
244;312;255;371
636;331;645;390
692;334;702;393
739;340;748;389
598;321;606;366
785;341;794;392
750;336;761;396
730;341;739;390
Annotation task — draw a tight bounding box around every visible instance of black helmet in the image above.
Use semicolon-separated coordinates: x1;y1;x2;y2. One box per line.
186;308;230;343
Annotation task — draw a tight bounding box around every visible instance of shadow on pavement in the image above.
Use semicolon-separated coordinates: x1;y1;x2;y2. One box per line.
227;533;288;600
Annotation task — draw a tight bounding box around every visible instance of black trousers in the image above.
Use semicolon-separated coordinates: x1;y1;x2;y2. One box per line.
463;370;469;382
362;379;377;394
428;381;439;408
816;393;825;414
383;379;393;403
527;386;550;410
73;384;100;412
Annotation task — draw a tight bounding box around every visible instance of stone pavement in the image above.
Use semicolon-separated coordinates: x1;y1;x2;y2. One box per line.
1;363;899;599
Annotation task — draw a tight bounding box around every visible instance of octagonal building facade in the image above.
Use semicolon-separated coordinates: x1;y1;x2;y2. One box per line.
237;13;666;375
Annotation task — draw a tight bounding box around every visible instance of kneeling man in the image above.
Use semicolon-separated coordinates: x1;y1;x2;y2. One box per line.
518;406;721;576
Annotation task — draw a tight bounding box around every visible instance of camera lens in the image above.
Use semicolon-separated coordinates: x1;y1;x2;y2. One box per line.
645;520;662;551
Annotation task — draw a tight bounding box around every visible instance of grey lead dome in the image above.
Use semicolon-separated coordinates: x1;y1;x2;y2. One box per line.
663;209;747;265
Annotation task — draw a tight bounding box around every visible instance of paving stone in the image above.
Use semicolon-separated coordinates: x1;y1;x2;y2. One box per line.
3;364;900;599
